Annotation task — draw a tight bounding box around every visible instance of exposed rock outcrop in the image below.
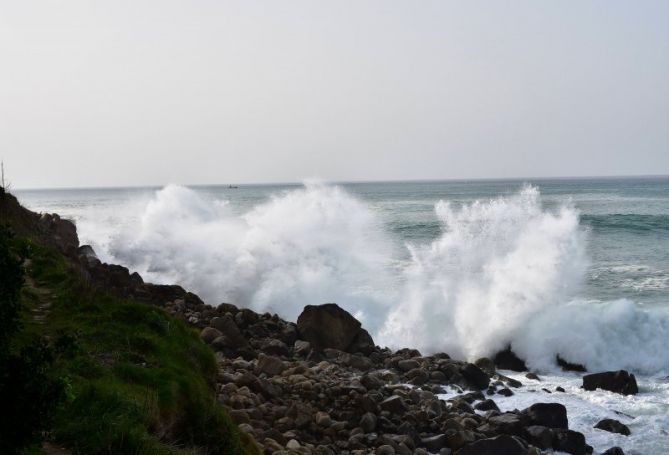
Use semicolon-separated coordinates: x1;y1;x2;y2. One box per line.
582;370;638;395
296;303;375;354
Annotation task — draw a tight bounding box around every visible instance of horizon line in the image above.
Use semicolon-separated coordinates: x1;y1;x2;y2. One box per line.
13;172;669;192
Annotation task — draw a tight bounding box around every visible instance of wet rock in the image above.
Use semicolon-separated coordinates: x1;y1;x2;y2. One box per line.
487;413;526;436
453;434;527;455
602;448;625;455
474;399;499;412
582;370;638;395
379;395;408;414
594;418;631;436
493;348;527;372
460;363;490;390
554;429;587;455
525;372;540;381
556;386;566;393
495;374;522;388
525;403;568;429
557;355;587;372
497;388;514;397
474;357;496;376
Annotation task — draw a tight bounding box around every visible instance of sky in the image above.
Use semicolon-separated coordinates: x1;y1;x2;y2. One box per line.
1;1;668;189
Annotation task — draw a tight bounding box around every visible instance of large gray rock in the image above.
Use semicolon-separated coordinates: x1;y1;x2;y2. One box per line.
582;370;638;395
296;303;374;353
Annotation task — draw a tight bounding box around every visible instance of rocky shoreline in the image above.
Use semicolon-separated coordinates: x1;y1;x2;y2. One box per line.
8;194;635;455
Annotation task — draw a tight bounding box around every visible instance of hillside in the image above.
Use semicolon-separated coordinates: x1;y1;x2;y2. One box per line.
0;188;258;455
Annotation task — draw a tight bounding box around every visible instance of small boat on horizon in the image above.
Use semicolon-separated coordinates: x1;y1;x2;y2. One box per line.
228;184;238;189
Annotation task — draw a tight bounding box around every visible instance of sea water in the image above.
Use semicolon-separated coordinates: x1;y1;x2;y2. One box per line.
16;177;669;453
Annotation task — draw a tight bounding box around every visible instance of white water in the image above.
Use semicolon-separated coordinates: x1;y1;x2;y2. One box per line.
75;183;669;378
439;370;669;454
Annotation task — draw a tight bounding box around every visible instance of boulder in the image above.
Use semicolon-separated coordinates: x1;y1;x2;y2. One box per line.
524;403;568;429
594;418;631;436
493;347;527;372
296;303;374;353
582;370;638;395
460;363;490;390
453;435;527;455
602;448;625;455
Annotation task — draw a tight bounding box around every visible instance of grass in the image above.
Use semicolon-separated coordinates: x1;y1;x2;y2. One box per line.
16;239;258;455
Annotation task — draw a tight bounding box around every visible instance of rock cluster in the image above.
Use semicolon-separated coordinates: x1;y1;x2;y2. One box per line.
159;297;608;455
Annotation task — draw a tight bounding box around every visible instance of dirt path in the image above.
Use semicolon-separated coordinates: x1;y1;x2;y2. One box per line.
22;259;53;326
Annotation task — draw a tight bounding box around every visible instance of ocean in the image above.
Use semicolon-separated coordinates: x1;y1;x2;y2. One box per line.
15;177;669;453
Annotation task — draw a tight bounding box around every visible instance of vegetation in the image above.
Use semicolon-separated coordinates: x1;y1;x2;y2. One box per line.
0;193;257;454
0;226;65;454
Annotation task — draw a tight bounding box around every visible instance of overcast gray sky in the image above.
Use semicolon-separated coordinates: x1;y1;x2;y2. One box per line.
1;1;668;189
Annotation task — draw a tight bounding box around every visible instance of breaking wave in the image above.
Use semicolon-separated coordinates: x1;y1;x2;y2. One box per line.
88;183;669;374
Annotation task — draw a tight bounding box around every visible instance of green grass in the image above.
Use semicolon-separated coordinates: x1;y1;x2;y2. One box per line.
17;241;258;455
